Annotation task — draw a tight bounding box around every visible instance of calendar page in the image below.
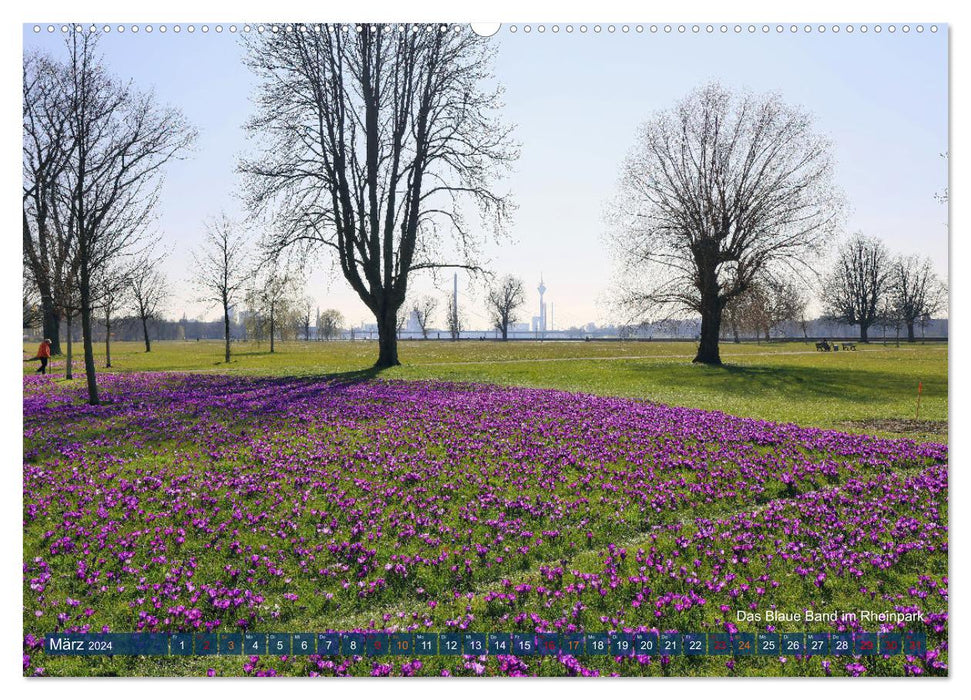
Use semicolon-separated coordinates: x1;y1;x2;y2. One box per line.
21;18;948;682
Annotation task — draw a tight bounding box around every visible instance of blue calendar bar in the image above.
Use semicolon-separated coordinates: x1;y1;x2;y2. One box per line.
292;633;315;655
413;633;437;656
634;632;659;656
318;633;340;655
659;632;682;655
268;633;290;655
708;633;731;655
488;632;511;655
562;633;585;656
390;633;413;655
734;633;755;656
538;633;560;656
438;633;462;655
44;633;169;656
366;632;389;656
41;630;932;658
683;632;706;656
806;633;829;655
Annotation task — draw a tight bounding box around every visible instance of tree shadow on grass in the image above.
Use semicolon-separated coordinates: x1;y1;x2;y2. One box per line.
213;349;275;364
220;366;390;403
640;361;929;405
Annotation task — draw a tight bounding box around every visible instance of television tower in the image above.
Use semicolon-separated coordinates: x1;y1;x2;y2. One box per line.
538;275;547;333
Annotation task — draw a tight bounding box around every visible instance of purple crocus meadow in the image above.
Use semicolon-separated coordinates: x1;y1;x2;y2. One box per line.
23;373;947;676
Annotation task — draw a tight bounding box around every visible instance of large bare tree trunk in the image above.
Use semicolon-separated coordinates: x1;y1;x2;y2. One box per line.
907;322;916;342
694;291;723;365
693;248;724;365
376;306;400;368
40;291;61;355
860;324;870;342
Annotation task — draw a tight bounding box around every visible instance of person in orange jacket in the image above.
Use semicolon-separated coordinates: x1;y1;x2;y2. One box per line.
26;338;52;375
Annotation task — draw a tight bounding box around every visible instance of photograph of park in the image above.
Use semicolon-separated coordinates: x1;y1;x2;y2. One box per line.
22;22;948;678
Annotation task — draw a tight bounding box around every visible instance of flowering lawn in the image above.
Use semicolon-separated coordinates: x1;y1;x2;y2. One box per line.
23;373;947;677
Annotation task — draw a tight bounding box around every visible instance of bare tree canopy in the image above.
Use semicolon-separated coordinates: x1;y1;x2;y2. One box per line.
245;264;294;354
888;254;946;342
297;296;316;340
24;50;76;355
23;34;195;402
445;294;464;340
823;233;890;342
23;277;43;330
241;23;517;368
724;276;807;342
410;295;438;339
607;82;843;364
191;214;250;363
91;259;134;368
130;249;170;352
486;274;525;340
317;308;345;341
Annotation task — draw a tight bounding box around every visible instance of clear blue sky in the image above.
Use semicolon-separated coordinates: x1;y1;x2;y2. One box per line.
23;24;948;328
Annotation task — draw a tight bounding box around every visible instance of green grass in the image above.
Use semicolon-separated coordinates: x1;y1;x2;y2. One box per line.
27;339;948;440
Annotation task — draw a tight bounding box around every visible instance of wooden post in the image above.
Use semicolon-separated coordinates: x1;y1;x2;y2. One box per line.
916;381;923;421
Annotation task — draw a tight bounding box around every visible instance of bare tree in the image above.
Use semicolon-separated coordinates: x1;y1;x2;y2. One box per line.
607;83;842;364
247;264;292;354
297;296;316;340
53;33;194;404
317;308;345;341
130;251;170;352
92;262;132;368
242;24;517;368
486;274;525;340
277;304;302;342
770;279;807;338
888;255;946;342
23;277;43;331
723;296;743;343
823;234;890;342
410;295;438;339
724;283;772;341
192;214;250;363
445;294;464;340
241;291;268;343
23;51;75;355
57;269;81;380
876;297;904;346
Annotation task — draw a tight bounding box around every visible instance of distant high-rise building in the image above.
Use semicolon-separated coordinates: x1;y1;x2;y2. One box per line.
533;275;548;335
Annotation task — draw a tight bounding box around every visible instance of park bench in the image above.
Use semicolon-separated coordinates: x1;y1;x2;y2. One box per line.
815;341;829;351
841;342;857;351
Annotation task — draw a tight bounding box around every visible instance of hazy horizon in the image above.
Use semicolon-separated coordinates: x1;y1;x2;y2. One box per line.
23;23;949;329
